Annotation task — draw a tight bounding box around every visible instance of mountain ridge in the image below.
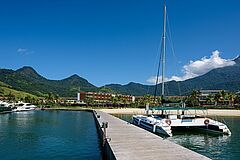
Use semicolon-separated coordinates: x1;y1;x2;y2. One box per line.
0;67;98;97
1;57;240;97
105;56;240;96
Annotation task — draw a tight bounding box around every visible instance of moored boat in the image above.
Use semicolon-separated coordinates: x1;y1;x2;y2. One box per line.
12;102;37;112
133;107;231;137
132;114;172;136
0;101;12;113
132;0;231;137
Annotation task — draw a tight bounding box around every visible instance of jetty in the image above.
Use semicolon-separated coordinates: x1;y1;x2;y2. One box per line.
94;110;211;160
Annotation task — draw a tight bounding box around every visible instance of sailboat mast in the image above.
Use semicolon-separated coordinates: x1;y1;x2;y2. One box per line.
161;0;167;97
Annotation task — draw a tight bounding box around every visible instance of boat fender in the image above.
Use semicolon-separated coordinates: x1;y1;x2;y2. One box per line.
165;119;171;125
204;119;210;125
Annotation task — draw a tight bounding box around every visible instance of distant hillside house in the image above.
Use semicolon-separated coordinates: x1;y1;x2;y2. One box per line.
79;92;135;104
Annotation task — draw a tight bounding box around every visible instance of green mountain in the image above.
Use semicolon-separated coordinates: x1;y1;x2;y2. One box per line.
105;56;240;96
1;56;240;97
0;66;98;97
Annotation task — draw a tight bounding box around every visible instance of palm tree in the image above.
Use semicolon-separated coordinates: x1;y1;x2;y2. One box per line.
219;90;227;105
234;94;240;108
143;94;151;105
206;94;214;105
227;92;236;107
85;97;94;106
110;96;118;105
187;90;200;107
214;93;221;106
45;92;57;106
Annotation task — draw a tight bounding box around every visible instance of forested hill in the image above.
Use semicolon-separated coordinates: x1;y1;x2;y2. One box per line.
0;66;98;97
1;56;240;97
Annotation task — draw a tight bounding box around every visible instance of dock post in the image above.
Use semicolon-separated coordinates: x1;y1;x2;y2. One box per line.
101;122;108;147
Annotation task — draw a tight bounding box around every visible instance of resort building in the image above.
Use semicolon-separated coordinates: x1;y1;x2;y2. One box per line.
199;90;222;97
79;92;135;104
199;90;231;106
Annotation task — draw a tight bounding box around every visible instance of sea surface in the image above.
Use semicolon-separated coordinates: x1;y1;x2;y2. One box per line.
114;114;240;160
0;110;102;160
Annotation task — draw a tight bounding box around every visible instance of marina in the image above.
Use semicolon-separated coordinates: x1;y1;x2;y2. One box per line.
0;108;239;159
0;0;240;160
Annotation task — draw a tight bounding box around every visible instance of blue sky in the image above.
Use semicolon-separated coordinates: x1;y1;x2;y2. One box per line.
0;0;240;86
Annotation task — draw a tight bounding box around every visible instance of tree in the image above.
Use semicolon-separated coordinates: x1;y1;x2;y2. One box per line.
44;92;56;105
206;94;214;105
187;90;200;107
227;92;236;107
85;97;94;106
143;94;151;105
24;96;31;103
219;90;227;105
214;93;221;106
7;92;15;102
0;88;4;95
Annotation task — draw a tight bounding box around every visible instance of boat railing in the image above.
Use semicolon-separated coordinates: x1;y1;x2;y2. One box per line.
211;114;227;125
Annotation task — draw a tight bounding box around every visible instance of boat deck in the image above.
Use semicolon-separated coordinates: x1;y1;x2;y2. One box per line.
94;110;211;160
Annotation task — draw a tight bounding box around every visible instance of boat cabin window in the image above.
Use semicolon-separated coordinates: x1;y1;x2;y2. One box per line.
180;115;196;119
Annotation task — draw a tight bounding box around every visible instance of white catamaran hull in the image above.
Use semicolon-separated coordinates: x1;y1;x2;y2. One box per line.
132;115;172;136
132;115;231;137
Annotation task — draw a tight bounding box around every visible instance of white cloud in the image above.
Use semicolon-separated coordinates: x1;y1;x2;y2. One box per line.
147;76;166;84
17;48;34;55
146;75;183;84
17;48;27;53
147;50;236;84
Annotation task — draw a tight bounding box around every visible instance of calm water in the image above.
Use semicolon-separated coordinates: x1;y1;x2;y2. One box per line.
114;114;240;160
0;111;102;160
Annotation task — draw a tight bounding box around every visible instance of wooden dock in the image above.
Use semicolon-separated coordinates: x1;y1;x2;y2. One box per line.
94;110;211;160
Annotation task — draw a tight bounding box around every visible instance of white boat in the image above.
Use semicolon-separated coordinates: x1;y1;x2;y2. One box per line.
0;101;13;113
132;1;231;137
132;114;172;136
132;108;231;136
12;103;37;112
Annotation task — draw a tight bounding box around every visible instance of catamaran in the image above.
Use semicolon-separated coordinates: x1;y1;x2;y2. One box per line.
132;1;231;137
132;106;231;136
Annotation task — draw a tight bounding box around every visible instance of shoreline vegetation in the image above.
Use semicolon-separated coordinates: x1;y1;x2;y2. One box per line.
46;106;240;117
